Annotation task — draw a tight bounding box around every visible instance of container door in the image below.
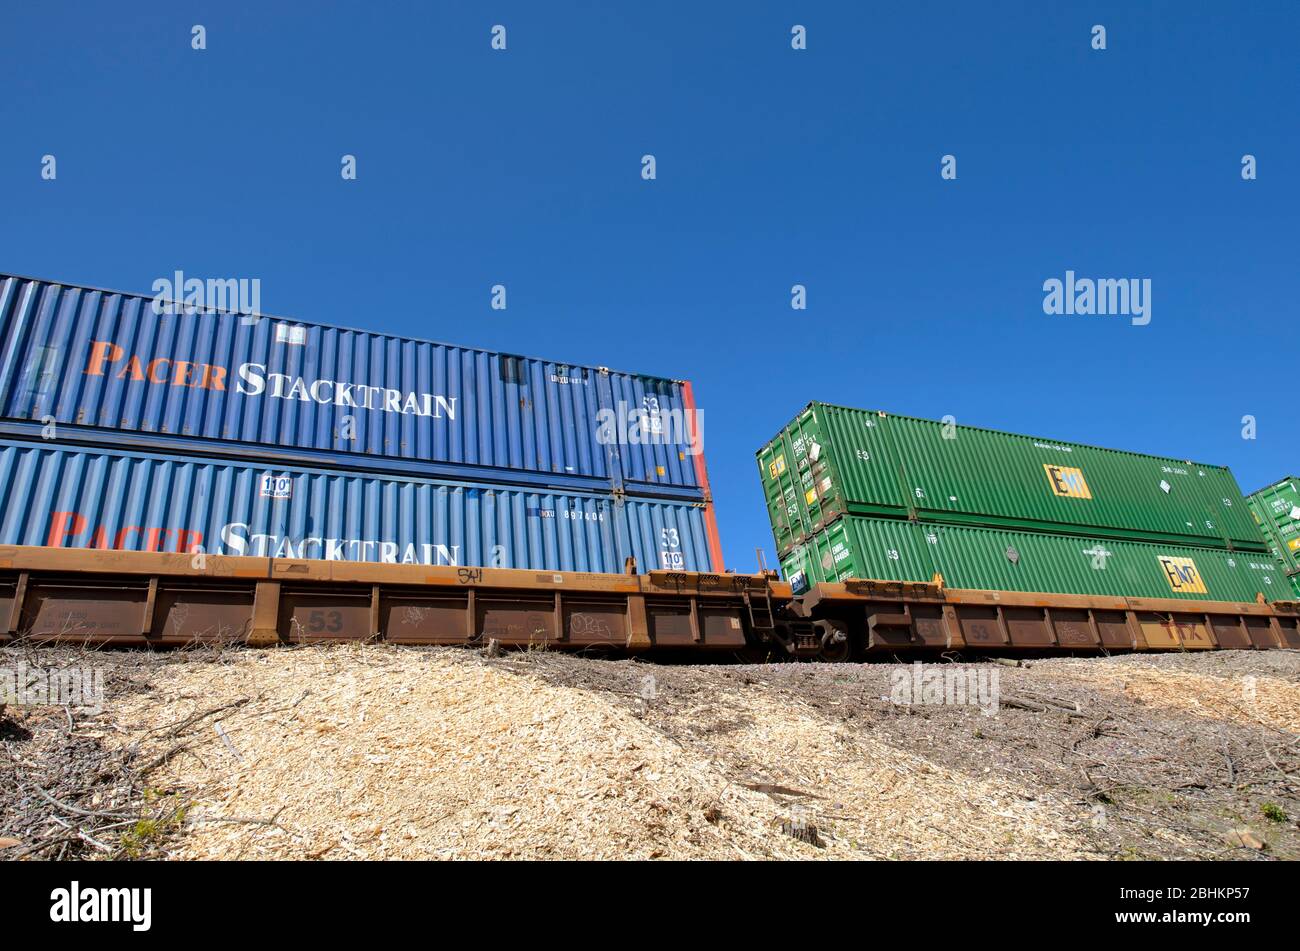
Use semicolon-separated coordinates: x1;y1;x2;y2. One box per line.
594;369;624;494
0;277;41;415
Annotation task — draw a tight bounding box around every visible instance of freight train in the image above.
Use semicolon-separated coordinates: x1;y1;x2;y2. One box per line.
0;272;1296;658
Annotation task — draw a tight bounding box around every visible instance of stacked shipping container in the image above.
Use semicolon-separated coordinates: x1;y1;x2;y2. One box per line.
0;439;716;573
780;515;1283;600
759;402;1278;603
0;274;722;572
1246;477;1300;598
759;403;1261;553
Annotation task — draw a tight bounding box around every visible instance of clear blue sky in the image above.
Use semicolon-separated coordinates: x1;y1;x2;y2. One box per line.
2;2;1296;572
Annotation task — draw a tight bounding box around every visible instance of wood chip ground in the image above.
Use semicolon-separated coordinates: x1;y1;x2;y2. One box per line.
3;645;1297;860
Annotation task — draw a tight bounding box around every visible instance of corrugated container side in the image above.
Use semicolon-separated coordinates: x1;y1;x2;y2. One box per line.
781;515;1284;603
759;402;1264;550
880;411;1259;546
0;275;705;497
0;438;717;573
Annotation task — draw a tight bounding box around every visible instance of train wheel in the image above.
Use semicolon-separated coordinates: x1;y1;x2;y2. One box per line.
814;620;853;663
818;638;851;663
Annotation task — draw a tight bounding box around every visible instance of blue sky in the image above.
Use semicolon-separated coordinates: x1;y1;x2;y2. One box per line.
2;2;1296;572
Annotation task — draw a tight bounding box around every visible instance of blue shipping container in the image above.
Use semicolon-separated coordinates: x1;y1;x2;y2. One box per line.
0;274;709;499
0;437;719;573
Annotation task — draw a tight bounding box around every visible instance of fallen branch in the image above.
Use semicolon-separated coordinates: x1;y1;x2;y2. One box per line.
147;697;253;740
30;782;134;821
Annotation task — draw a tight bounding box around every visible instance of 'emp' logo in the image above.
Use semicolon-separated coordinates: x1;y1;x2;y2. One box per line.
1043;464;1092;499
1158;556;1207;594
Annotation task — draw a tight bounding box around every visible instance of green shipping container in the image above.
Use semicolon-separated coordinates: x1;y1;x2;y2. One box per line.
780;516;1286;603
1246;477;1300;598
758;403;1264;555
